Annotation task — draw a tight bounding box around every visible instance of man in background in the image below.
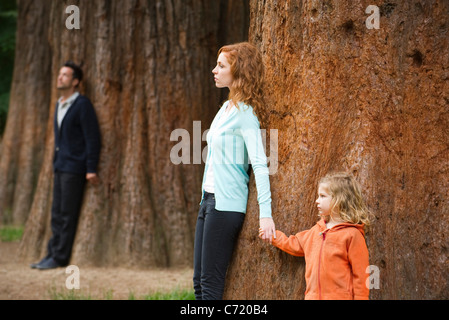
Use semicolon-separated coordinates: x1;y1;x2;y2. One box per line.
31;61;101;270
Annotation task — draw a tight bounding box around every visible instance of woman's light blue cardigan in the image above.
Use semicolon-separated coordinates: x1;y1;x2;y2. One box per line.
201;101;272;219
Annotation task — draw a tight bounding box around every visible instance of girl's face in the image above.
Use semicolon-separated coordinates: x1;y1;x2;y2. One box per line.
316;183;333;219
212;53;233;89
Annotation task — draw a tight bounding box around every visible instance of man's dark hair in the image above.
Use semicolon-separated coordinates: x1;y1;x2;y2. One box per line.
64;61;83;86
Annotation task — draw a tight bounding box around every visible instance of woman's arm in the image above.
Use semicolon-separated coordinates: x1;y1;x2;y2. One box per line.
241;108;275;242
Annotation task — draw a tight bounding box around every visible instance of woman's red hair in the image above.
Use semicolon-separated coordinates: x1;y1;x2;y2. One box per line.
219;42;266;127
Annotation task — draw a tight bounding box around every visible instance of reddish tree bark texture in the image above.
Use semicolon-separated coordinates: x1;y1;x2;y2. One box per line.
9;0;249;268
0;0;52;225
224;0;448;300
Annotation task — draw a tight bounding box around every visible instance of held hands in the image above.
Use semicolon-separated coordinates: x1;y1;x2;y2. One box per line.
259;218;276;244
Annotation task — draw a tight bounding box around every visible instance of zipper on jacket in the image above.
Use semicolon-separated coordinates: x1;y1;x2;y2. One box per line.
318;230;328;300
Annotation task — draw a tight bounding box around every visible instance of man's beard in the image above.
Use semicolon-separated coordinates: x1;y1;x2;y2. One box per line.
57;83;71;90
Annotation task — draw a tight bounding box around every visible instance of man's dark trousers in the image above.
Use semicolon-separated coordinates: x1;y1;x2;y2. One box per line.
46;171;86;266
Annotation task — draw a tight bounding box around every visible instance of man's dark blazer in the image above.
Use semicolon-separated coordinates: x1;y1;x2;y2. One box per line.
53;94;101;175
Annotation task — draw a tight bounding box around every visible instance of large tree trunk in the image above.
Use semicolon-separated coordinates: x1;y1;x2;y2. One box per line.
0;0;52;225
11;0;249;268
224;0;449;300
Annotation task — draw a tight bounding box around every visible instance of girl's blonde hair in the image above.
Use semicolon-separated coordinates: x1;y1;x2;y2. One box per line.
319;172;373;227
218;42;267;127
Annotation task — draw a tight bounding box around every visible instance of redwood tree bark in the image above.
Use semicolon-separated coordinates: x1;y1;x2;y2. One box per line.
9;0;249;268
224;0;449;300
0;0;52;225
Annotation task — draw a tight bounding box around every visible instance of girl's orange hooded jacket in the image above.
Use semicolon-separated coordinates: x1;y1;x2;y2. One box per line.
272;219;370;300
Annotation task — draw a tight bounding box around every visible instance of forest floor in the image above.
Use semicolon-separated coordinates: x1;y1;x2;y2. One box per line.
0;241;194;300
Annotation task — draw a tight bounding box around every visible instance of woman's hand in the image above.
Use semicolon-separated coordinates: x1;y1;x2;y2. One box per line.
259;218;276;244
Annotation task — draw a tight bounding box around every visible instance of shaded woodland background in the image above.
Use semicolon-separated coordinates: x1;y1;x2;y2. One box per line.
0;1;16;137
0;0;448;300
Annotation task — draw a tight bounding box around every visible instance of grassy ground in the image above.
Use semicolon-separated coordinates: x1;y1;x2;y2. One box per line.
0;224;23;242
0;224;195;300
49;286;195;300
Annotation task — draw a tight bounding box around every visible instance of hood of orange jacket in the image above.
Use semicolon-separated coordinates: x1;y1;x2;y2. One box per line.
316;218;366;237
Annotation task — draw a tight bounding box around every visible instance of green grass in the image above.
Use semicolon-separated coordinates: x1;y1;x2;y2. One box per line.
48;287;116;300
49;288;94;300
142;288;195;300
0;225;24;242
48;287;195;300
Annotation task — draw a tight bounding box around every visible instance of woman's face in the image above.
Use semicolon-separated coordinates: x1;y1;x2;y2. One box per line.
212;53;233;89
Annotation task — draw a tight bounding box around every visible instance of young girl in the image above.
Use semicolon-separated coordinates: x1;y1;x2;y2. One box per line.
261;172;372;300
193;42;276;300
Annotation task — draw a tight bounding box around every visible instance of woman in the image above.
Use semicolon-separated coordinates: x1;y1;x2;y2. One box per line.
193;42;276;300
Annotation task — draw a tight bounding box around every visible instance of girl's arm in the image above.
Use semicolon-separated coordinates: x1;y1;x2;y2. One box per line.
347;231;370;300
269;230;306;257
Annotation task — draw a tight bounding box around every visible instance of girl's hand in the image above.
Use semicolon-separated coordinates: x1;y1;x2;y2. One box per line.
259;218;276;244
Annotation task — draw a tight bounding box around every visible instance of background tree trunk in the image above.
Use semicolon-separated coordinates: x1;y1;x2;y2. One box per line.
10;0;249;268
0;0;52;225
224;0;449;300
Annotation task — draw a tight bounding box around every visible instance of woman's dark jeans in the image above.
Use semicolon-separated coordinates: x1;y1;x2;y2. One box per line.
193;192;245;300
